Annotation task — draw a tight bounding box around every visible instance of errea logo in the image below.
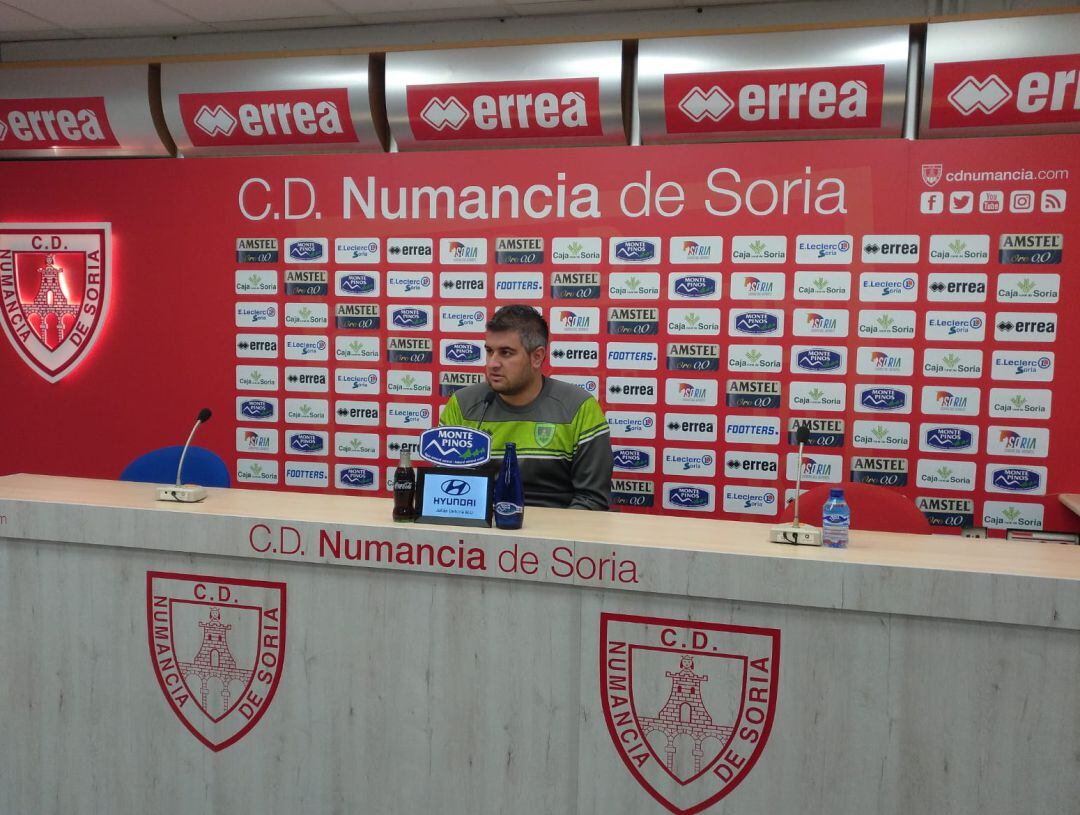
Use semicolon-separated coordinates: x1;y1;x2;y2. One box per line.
407;79;603;140
179;89;357;147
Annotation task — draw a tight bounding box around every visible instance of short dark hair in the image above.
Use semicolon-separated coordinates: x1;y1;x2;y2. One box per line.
487;304;549;352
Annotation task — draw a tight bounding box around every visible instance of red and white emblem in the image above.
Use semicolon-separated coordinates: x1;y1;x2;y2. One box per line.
600;613;779;814
921;163;943;187
147;571;287;752
0;223;110;382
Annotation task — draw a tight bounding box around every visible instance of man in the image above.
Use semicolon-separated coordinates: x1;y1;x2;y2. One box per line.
440;305;611;510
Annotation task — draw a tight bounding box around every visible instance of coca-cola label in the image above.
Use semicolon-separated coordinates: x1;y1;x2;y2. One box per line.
0;97;118;149
664;65;885;134
178;88;359;146
930;53;1080;130
406;78;603;141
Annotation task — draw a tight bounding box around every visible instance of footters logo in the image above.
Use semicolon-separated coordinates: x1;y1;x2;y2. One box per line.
600;613;779;814
147;571;286;751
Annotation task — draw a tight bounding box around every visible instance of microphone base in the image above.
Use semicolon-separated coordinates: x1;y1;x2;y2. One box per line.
769;524;823;546
156;485;208;503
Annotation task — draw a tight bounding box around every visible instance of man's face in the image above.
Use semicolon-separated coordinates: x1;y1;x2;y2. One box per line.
485;329;544;396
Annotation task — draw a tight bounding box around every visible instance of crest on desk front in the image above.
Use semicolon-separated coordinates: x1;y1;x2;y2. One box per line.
0;223;111;382
600;613;780;814
146;571;287;751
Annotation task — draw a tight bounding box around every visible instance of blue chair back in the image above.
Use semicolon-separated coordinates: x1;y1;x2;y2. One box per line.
119;445;231;488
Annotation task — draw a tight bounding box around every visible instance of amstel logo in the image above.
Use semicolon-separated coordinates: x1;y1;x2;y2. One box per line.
600;613;779;813
147;571;287;751
0;223;111;382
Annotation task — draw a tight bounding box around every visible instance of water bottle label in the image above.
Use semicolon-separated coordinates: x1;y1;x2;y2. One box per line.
822;512;849;525
495;502;524;515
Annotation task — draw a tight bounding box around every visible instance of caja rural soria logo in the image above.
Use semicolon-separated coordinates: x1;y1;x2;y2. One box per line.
0;223;110;381
600;613;779;813
147;571;286;751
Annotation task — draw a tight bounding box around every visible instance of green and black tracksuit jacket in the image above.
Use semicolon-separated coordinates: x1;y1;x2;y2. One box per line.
440;377;612;510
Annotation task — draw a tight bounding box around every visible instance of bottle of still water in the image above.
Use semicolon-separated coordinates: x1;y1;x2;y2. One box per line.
821;488;850;548
494;442;525;530
392;448;417;522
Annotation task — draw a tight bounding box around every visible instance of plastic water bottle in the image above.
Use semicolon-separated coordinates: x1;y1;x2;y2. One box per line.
494;442;525;530
821;488;850;548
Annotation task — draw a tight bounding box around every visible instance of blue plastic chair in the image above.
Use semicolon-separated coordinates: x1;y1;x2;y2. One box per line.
119;445;231;488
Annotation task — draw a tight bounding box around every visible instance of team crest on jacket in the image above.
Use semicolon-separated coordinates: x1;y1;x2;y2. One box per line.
147;571;286;752
534;422;556;448
600;613;780;814
0;223;111;382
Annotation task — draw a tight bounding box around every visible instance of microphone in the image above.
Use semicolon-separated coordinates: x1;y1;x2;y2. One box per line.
476;392;496;434
792;423;811;527
156;408;213;503
768;421;822;546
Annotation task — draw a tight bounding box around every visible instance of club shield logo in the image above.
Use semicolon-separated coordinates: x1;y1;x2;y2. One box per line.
600;613;779;814
0;224;111;382
146;571;286;752
534;422;556;448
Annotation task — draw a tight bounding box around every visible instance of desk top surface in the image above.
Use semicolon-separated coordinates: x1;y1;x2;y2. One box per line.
1;473;1077;583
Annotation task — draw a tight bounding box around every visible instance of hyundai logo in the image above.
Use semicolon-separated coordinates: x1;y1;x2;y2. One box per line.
441;479;472;496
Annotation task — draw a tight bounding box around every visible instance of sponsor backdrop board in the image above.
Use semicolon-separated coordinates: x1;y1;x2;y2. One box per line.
0;136;1076;533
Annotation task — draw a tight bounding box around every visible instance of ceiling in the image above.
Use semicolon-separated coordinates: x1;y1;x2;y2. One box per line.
0;0;781;42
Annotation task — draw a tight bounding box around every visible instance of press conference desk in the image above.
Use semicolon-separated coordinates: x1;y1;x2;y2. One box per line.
0;474;1077;815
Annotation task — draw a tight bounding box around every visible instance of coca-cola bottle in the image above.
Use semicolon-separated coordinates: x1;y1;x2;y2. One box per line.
392;448;417;522
494;442;525;529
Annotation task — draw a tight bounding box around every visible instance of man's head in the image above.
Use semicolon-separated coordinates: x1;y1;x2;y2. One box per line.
484;305;549;398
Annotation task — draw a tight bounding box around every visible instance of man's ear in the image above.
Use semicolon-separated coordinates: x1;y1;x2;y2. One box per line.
531;345;547;371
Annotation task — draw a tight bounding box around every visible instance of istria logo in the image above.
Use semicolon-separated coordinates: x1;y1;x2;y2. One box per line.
935;390;969;411
742;276;774;295
871;351;903;370
555;308;598;333
440;238;486;264
682;240;711;258
802;312;837;332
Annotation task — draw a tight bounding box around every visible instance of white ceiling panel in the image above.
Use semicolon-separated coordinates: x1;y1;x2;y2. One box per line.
0;3;58;32
208;14;359;31
159;0;346;23
332;0;507;13
3;0;199;29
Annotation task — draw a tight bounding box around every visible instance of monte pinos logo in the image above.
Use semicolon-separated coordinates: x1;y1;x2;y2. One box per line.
600;613;779;813
0;223;111;382
147;571;286;751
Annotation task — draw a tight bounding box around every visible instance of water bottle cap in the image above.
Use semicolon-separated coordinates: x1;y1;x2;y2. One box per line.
829;488;845;499
505;442;516;451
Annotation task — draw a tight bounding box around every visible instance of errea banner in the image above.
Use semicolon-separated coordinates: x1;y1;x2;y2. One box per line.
663;65;886;135
405;78;603;141
0;97;119;150
929;53;1080;132
177;88;359;147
